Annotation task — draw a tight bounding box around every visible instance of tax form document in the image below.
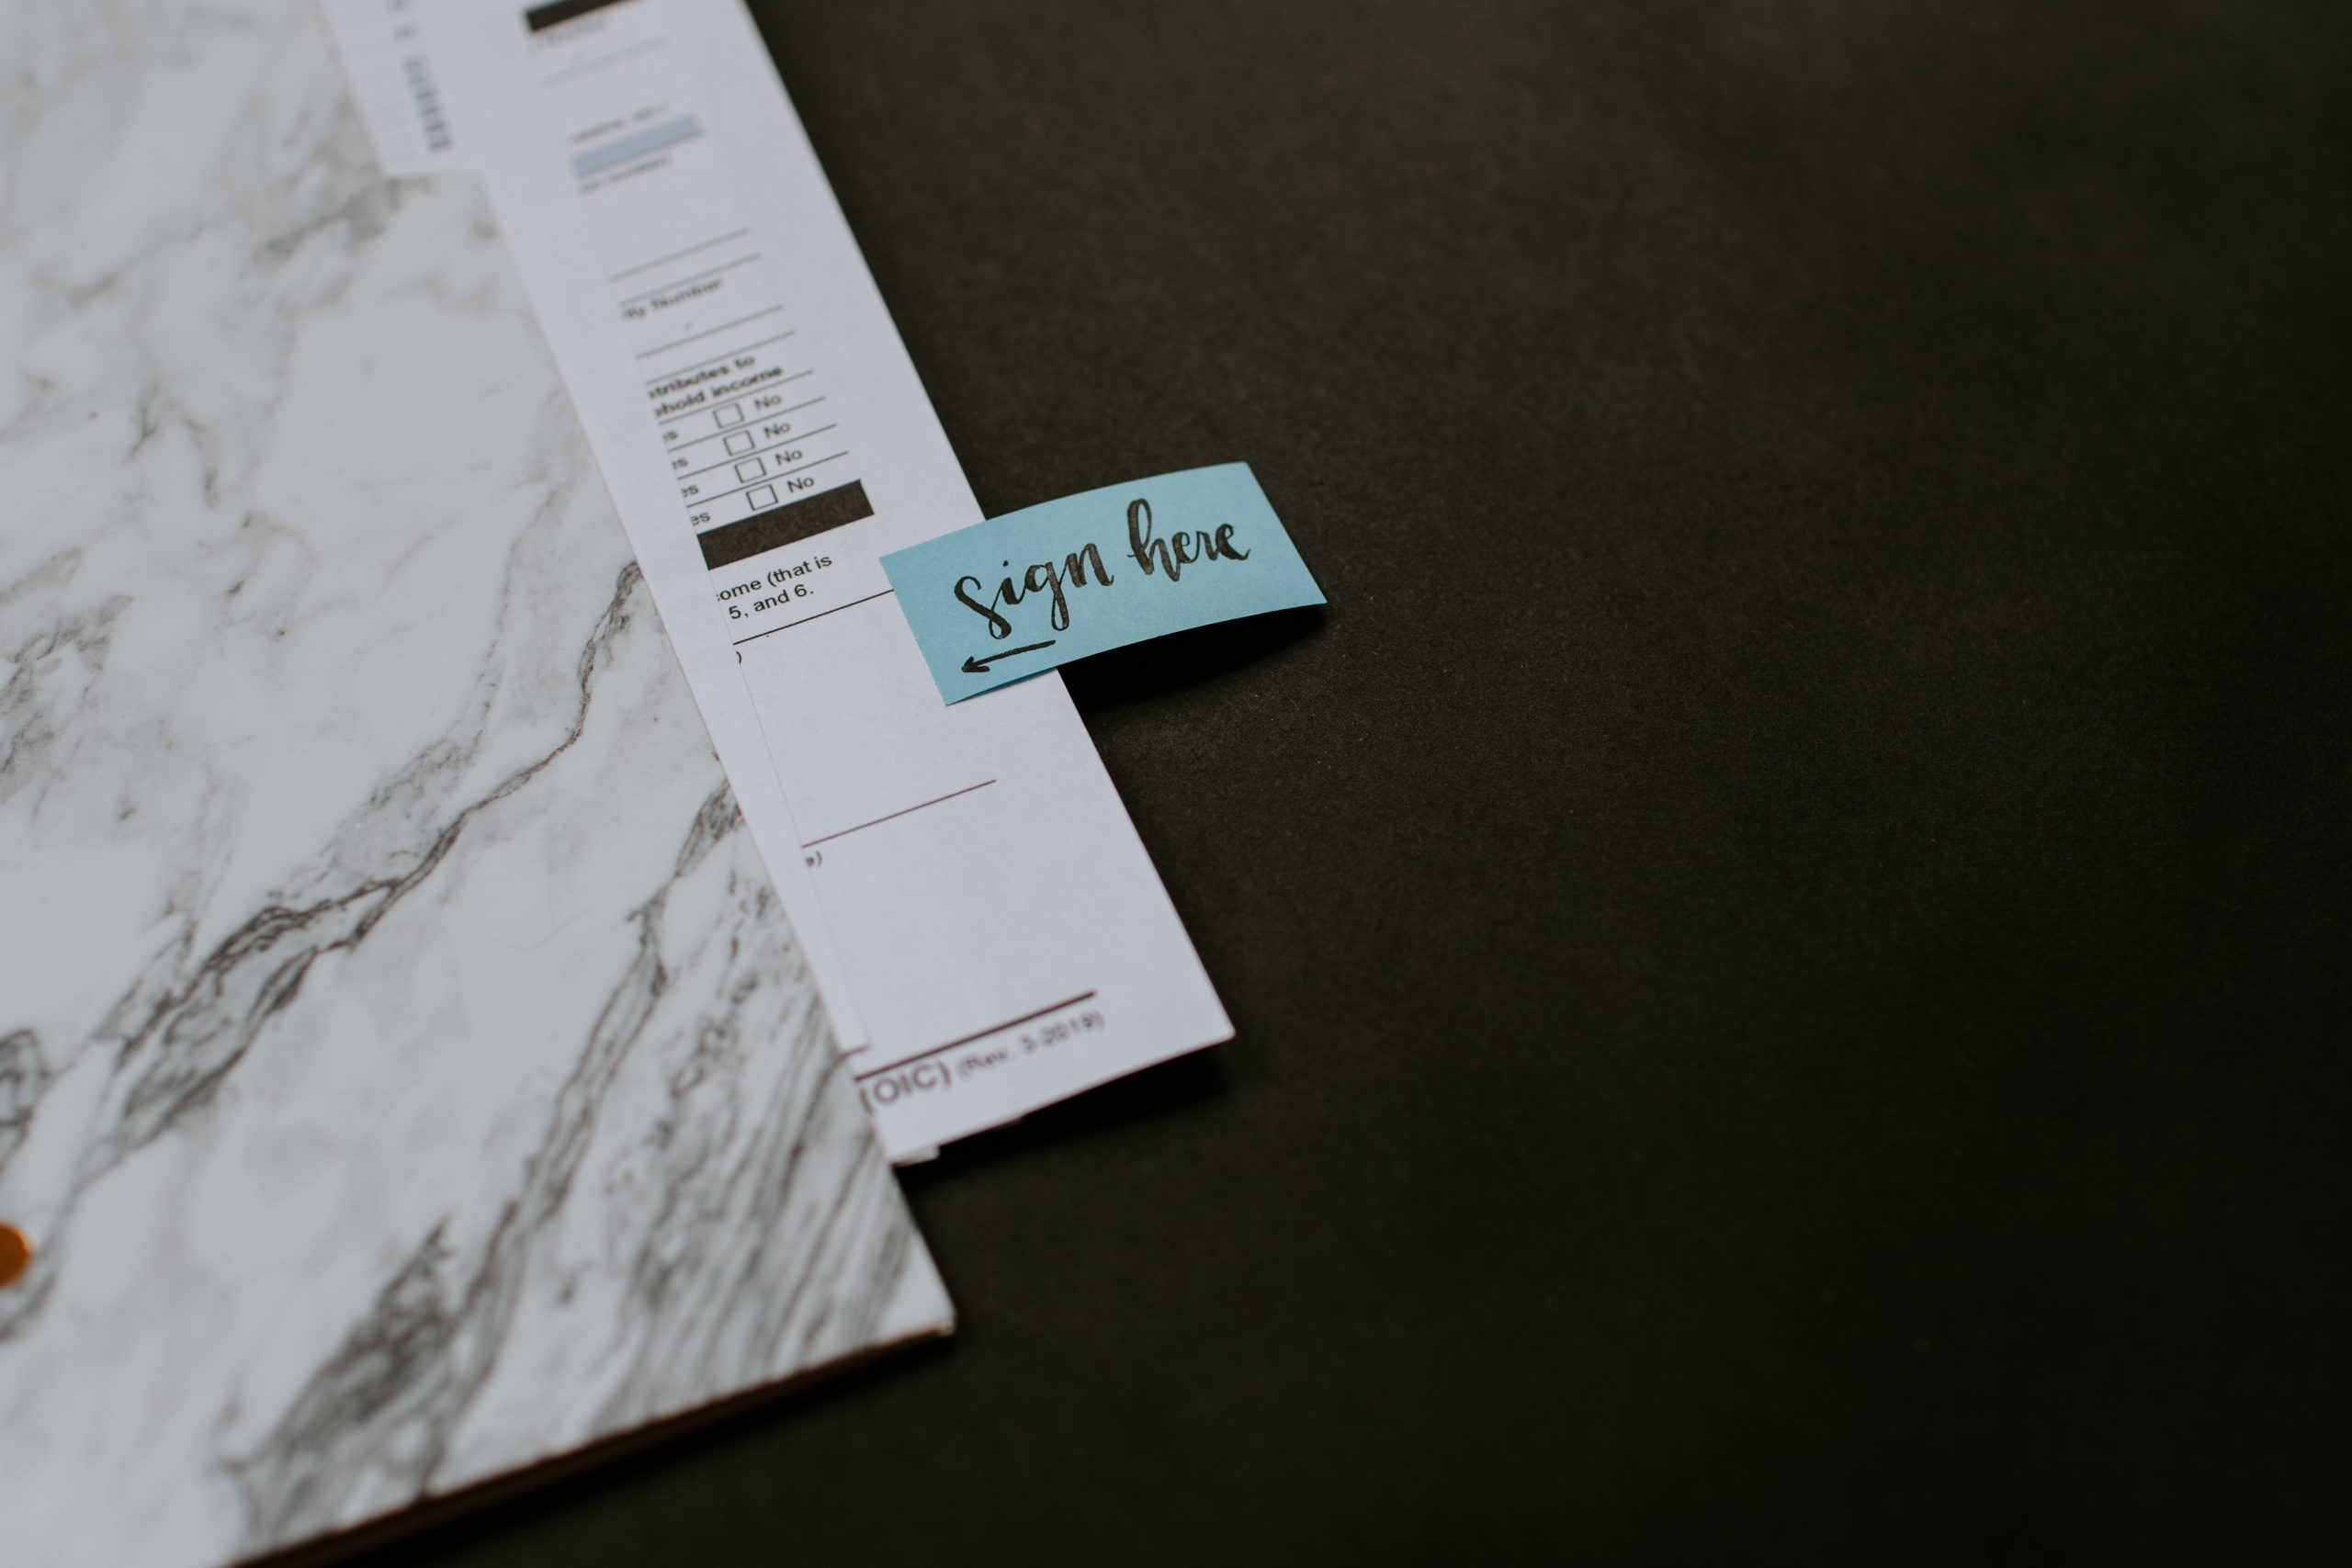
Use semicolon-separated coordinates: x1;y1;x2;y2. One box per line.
376;0;1230;1158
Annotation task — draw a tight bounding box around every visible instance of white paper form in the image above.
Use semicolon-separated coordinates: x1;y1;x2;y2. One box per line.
345;0;1230;1158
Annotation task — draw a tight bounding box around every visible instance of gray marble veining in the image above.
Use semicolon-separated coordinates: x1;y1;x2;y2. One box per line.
0;3;952;1563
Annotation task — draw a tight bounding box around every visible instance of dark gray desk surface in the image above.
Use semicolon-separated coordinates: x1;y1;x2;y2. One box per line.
373;2;2347;1560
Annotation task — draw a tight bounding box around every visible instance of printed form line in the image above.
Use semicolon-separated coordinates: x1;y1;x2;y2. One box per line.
688;443;845;505
730;585;893;645
645;331;794;385
543;38;665;85
662;379;816;449
617;251;761;308
636;305;782;359
802;780;998;849
854;993;1100;1082
677;410;828;476
613;229;752;283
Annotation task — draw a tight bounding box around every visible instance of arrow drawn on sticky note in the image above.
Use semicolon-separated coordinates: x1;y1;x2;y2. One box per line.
962;640;1057;674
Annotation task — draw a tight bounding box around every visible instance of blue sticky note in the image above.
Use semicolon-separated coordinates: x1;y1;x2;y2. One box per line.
882;463;1324;702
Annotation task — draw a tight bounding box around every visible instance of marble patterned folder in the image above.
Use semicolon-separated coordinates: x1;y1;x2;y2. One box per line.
0;3;953;1564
